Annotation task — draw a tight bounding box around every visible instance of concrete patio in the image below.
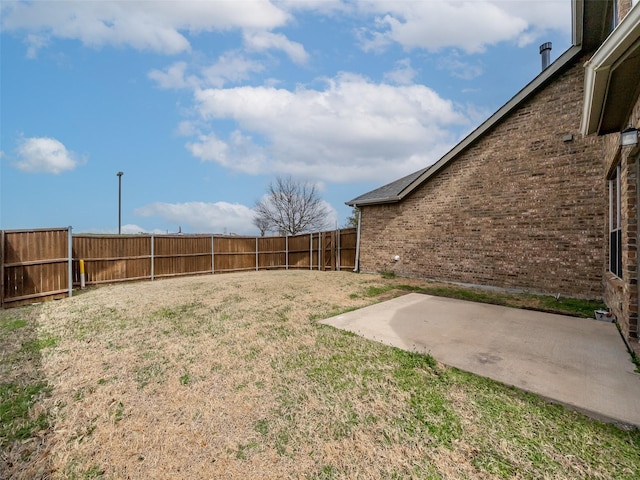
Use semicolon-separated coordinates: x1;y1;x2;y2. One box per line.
321;293;640;427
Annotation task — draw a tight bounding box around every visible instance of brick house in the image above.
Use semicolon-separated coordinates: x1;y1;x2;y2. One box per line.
347;0;640;350
581;0;640;349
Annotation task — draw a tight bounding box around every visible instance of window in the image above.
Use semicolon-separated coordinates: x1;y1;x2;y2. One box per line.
609;165;622;278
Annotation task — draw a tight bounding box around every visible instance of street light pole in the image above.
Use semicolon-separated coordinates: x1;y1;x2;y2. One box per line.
117;171;124;234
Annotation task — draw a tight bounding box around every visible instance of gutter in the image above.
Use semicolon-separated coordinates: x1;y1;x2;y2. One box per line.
346;196;400;207
580;4;640;135
353;207;361;272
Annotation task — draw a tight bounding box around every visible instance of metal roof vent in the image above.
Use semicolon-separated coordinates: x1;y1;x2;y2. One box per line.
540;42;552;70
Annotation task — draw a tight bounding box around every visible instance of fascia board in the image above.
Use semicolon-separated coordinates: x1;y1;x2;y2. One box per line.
346;197;400;207
572;0;584;47
581;5;640;135
580;62;611;135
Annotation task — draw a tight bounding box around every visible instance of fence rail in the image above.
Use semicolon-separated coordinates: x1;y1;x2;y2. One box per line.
1;227;357;308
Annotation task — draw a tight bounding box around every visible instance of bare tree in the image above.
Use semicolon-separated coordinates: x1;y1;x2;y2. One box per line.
253;176;331;236
254;216;271;237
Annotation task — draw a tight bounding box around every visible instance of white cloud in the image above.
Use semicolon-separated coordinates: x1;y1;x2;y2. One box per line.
149;52;266;90
81;224;167;235
187;72;468;182
320;199;339;229
356;0;570;54
186;132;230;165
1;0;290;55
383;58;417;85
201;52;266;87
25;33;49;59
120;224;166;235
148;61;194;89
187;131;267;174
277;0;350;15
175;120;201;137
134;201;257;235
14;136;82;174
439;55;484;80
243;30;308;64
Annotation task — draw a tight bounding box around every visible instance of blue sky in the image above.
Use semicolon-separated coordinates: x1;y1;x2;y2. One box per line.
0;0;572;235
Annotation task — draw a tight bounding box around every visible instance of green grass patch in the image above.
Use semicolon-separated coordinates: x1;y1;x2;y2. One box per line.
447;369;640;478
235;440;259;460
0;305;54;456
368;275;607;319
0;317;28;332
134;360;167;389
255;419;269;436
21;333;59;353
531;294;607;318
364;285;394;297
0;381;50;445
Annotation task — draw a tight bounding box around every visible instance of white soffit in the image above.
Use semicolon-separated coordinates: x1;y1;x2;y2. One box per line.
581;5;640;135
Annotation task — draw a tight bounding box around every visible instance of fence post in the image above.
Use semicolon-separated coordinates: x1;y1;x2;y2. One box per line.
68;226;73;298
309;233;313;270
211;235;215;275
318;232;321;271
337;229;341;271
150;234;155;281
256;237;259;271
285;235;289;270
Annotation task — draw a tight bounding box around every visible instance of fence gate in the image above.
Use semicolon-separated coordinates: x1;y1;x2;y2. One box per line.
322;231;336;271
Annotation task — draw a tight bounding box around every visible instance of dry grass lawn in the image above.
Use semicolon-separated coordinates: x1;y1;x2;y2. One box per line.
1;270;638;479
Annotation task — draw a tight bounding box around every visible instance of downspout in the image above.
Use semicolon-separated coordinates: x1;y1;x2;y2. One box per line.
353;207;361;273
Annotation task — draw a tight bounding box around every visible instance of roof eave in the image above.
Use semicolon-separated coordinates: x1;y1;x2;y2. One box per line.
580;5;640;135
346;196;400;207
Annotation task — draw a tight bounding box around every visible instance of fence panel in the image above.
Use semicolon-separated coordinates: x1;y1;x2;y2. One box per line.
287;233;311;269
338;229;357;270
154;235;212;278
258;236;287;270
214;236;257;272
1;228;70;307
73;235;151;285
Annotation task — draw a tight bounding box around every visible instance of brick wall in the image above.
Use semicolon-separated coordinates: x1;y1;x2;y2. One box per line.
359;57;607;299
603;91;640;345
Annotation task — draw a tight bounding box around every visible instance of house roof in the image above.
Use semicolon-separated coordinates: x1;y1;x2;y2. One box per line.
347;167;430;206
347;0;610;207
581;3;640;135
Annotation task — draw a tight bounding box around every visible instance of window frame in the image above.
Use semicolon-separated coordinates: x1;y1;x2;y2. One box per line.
609;164;622;278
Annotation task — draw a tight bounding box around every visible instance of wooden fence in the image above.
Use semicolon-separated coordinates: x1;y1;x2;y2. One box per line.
1;227;357;308
1;228;72;308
